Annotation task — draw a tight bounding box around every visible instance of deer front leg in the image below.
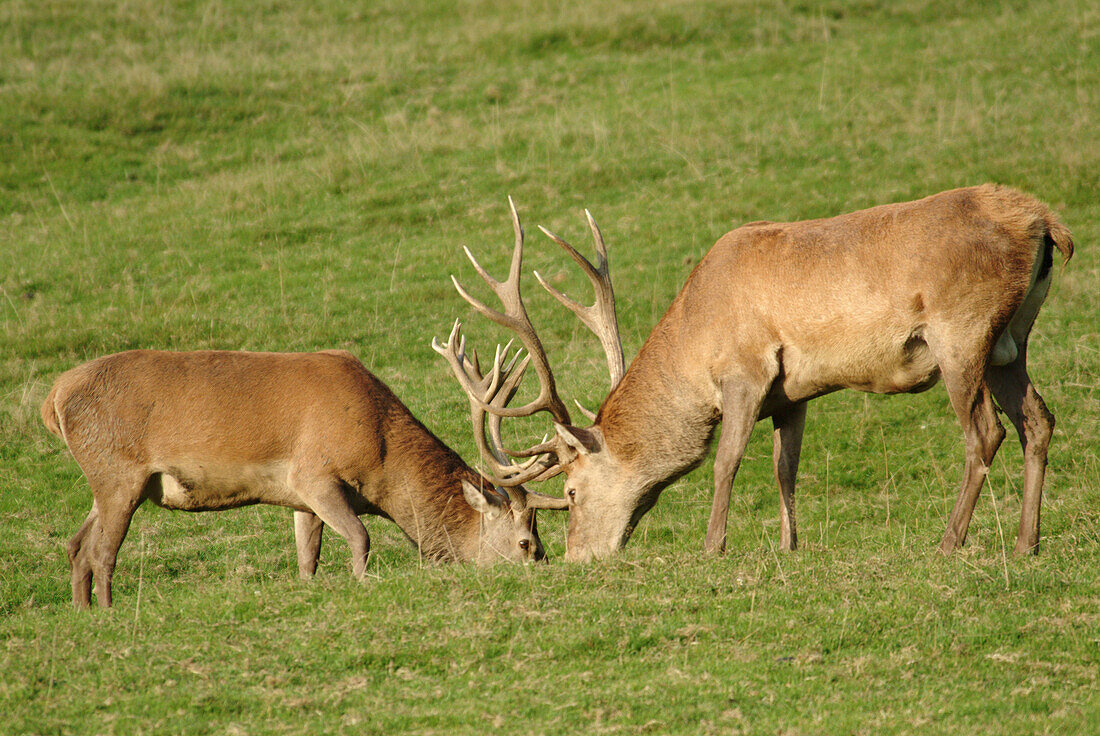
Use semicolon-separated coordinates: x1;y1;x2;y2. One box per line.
293;511;324;579
705;381;767;555
294;474;370;579
772;402;807;551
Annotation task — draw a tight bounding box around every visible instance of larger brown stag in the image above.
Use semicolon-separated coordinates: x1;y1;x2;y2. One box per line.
42;348;564;608
437;186;1072;562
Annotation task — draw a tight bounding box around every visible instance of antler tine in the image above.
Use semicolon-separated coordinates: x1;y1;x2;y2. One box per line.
449;199;572;424
431;320;494;411
574;399;597;423
481;340;517;400
507;195;525;285
534;209;626;392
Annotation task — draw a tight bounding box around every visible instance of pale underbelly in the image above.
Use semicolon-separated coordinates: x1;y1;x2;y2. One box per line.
775;335;942;407
144;461;307;512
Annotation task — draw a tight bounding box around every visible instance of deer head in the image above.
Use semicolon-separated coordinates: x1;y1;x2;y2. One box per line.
434;199;645;562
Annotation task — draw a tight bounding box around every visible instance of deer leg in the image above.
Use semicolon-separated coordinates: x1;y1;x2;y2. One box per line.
293;510;324;579
986;354;1054;556
772;402;807;552
88;482;145;608
938;375;1005;554
705;382;767;555
68;502;99;609
295;476;370;580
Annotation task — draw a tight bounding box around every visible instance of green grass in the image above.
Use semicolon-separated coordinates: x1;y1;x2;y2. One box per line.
2;0;1098;733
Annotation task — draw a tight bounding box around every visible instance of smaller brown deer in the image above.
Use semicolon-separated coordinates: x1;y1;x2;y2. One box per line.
41;348;564;608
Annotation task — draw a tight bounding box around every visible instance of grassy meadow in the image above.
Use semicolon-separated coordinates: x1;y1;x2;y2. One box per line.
2;0;1098;733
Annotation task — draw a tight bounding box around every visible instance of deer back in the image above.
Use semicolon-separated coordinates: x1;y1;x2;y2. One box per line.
43;350;386;476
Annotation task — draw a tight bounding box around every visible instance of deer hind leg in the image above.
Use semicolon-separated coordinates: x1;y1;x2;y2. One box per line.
293;474;370;580
86;474;147;608
938;367;1006;554
293;511;324;579
773;402;807;552
705;381;769;555
68;501;99;609
986;351;1054;556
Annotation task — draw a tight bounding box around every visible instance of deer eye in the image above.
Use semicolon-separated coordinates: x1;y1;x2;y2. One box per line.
567;488;576;501
519;539;530;550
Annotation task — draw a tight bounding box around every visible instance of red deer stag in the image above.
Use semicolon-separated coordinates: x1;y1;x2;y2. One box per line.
41;348;565;608
438;187;1072;562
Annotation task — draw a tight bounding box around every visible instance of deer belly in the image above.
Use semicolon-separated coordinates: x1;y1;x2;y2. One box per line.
146;461;297;511
862;334;940;394
783;331;941;399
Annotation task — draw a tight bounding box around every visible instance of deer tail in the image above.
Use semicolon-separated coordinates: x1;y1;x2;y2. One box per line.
40;382;65;441
1045;214;1074;266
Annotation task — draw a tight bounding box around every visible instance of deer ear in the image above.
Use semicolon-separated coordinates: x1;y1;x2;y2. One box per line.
554;423;600;455
461;480;506;520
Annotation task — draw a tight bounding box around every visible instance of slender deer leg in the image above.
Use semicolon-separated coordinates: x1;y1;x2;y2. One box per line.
986;351;1054;556
294;511;324;579
772;402;807;551
295;475;370;579
705;381;767;555
68;501;99;608
938;370;1005;554
88;483;145;608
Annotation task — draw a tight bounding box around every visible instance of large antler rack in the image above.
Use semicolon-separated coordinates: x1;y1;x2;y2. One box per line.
432;197;625;493
444;197;572;425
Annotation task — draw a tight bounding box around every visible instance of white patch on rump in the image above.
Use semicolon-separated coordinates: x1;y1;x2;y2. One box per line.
990;245;1052;367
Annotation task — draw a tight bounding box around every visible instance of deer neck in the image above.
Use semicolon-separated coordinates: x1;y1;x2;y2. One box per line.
376;410;482;562
595;306;720;485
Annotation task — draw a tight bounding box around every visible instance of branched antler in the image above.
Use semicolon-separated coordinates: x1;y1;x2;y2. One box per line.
432;198;624;506
432;321;566;493
446;197;572;424
535;209;625;393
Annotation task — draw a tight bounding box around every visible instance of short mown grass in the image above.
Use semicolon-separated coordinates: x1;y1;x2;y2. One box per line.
2;1;1098;734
